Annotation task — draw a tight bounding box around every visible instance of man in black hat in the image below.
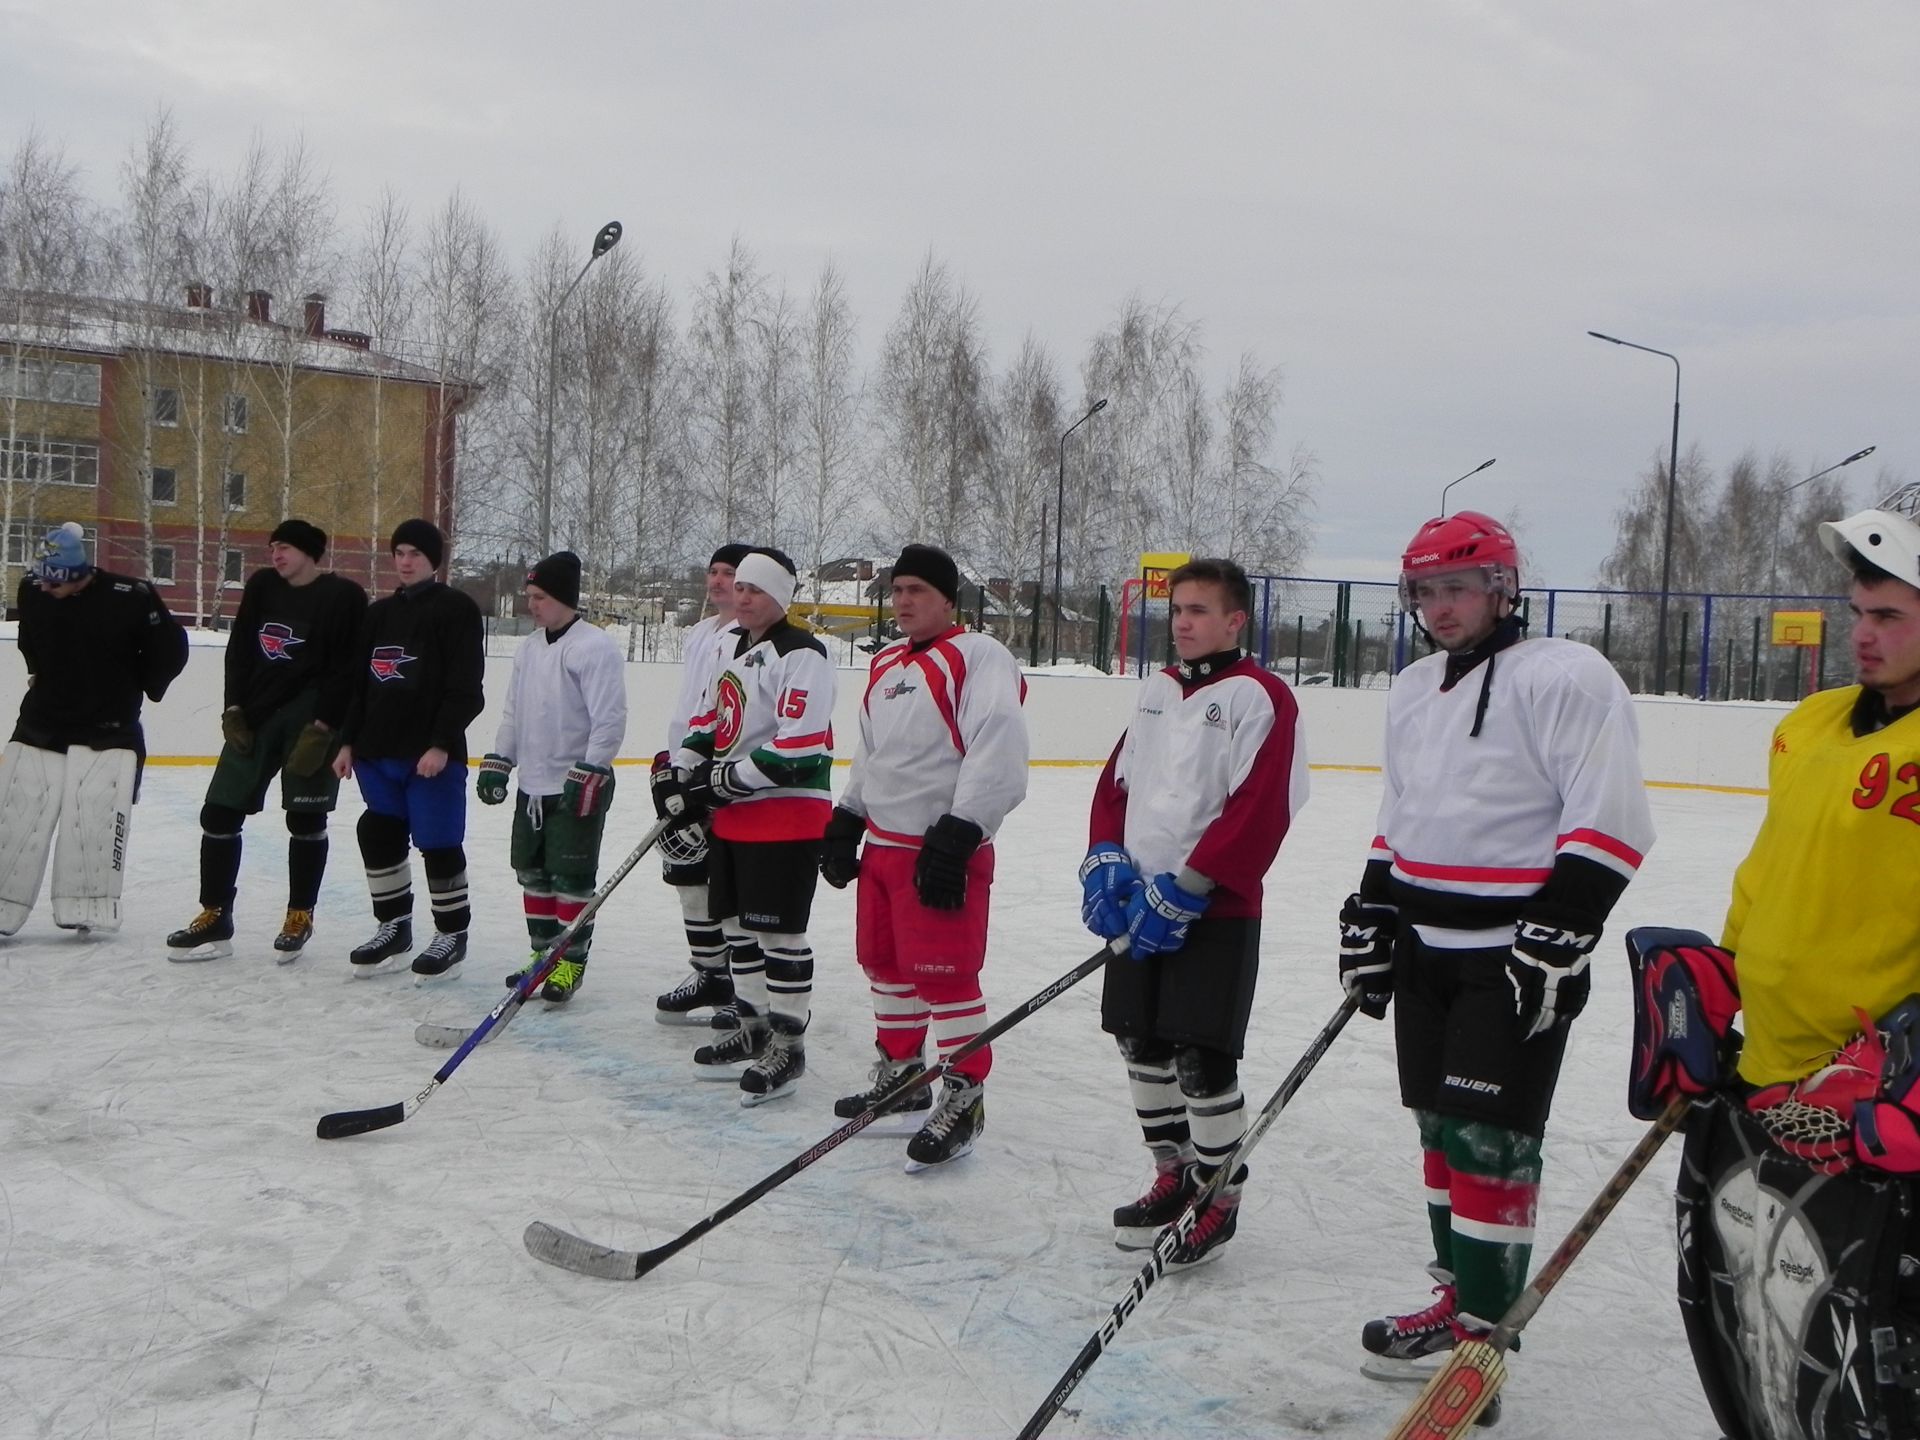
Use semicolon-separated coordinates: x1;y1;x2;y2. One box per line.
479;551;628;1004
330;518;486;981
167;519;368;962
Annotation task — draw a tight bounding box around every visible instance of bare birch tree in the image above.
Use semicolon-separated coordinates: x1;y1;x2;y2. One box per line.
796;258;862;601
349;186;415;584
686;235;762;548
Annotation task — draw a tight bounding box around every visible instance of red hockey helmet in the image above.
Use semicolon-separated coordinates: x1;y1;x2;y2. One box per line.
1398;510;1520;613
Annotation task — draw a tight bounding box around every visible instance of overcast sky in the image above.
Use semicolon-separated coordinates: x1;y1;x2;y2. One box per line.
4;1;1915;585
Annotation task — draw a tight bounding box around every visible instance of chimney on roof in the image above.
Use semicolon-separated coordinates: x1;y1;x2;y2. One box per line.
302;293;326;337
246;289;272;323
185;282;212;309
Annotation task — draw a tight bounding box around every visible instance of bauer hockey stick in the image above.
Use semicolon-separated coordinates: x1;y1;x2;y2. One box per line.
1383;1095;1689;1439
315;815;673;1140
523;936;1128;1280
1014;990;1362;1440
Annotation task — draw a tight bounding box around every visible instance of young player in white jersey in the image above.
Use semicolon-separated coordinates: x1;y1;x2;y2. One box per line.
477;551;628;999
819;544;1030;1169
1081;558;1309;1267
663;547;835;1106
1338;511;1653;1422
654;543;750;1024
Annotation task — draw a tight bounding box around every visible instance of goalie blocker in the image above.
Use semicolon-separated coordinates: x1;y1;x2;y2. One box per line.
0;742;139;934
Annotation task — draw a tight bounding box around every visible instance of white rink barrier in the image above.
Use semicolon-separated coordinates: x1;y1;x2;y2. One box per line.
0;640;1787;791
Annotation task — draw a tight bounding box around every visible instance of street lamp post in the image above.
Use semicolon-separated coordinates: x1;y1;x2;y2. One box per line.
1051;397;1108;666
1589;330;1682;692
539;220;623;554
1763;445;1876;696
1438;458;1496;516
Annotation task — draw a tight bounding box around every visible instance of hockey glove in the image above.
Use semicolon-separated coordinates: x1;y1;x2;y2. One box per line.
915;814;983;911
1126;872;1210;959
1852;993;1920;1175
475;754;513;805
1747;1010;1885;1174
686;759;753;809
563;760;614;818
1626;936;1741;1121
1079;844;1140;941
221;705;254;755
1507;903;1600;1040
285;720;335;777
649;750;676;819
1338;892;1398;1021
819;806;865;889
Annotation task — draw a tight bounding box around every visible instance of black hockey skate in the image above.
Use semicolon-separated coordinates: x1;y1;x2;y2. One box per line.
694;1014;767;1078
904;1074;984;1172
542;959;585;1003
166;906;234;963
1164;1182;1239;1270
349;917;412;976
833;1045;934;1121
655;966;733;1025
739;1021;806;1107
1113;1159;1200;1250
410;930;467;983
273;908;313;964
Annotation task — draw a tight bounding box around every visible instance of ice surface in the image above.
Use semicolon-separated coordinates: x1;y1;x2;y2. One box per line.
0;767;1754;1438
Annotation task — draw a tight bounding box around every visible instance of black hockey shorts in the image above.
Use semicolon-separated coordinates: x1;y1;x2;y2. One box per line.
1391;934;1570;1139
1101;915;1260;1059
1677;1094;1920;1440
708;835;821;935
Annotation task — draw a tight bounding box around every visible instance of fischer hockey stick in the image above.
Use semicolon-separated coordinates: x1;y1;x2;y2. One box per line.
1383;1095;1689;1439
316;816;672;1140
523;937;1125;1279
1015;991;1361;1440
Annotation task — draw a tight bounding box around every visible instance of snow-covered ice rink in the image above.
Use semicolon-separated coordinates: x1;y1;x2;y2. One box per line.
0;764;1759;1439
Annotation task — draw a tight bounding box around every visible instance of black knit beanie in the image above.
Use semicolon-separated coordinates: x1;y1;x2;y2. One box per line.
390;518;445;570
890;543;960;604
269;518;328;561
526;550;583;610
710;542;752;570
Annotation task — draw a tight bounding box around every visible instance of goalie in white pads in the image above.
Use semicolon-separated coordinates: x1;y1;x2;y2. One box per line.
0;523;188;936
819;544;1029;1170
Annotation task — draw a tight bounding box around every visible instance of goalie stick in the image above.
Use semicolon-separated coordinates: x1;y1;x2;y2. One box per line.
315;816;672;1140
1383;1096;1689;1439
1014;991;1361;1440
522;937;1126;1280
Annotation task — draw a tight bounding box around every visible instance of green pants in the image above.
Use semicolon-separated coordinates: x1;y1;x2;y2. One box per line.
510;787;613;961
205;690;342;814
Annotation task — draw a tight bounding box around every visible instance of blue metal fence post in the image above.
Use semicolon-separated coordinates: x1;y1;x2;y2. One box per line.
1258;578;1272;666
1697;595;1713;700
1545;588;1557;638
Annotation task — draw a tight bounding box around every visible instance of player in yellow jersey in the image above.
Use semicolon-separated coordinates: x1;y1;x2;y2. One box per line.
1632;483;1920;1440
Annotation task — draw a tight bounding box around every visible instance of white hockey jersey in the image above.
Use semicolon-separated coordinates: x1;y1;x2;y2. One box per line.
1371;635;1654;938
839;626;1030;848
665;613;742;755
491;618;629;797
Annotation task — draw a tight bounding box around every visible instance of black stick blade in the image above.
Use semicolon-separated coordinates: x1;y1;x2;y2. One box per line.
316;1103;405;1139
523;1221;644;1280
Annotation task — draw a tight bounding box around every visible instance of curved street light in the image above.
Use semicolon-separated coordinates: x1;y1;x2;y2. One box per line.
539;220;624;554
1589;330;1682;691
1051;397;1108;666
1762;445;1876;695
1438;458;1496;517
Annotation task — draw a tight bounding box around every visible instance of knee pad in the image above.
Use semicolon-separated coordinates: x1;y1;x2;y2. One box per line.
548;872;595;904
514;867;553;893
284;810;326;837
420;844;467;881
1175;1044;1239;1099
200;802;246;835
356;809;409;866
1439;1117;1541;1184
1118;1034;1176;1067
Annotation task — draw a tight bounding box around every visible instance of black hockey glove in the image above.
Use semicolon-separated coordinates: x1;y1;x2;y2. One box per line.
649;750;676;819
1337;892;1397;1021
914;814;983;911
285;721;335;777
221;705;253;755
1507;903;1600;1040
820;806;865;889
686;759;753;810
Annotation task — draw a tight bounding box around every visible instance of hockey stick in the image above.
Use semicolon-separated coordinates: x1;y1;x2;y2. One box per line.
523;936;1126;1279
1014;991;1362;1440
315;816;672;1140
1382;1095;1689;1439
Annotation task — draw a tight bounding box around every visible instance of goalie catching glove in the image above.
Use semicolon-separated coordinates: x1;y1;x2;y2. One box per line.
1507;902;1599;1040
1338;892;1397;1020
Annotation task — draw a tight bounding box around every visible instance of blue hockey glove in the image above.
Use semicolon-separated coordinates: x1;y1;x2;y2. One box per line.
476;753;513;806
1126;872;1210;958
1079;844;1140;940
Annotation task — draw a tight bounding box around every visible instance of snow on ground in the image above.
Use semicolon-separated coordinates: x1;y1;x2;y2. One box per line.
0;767;1757;1439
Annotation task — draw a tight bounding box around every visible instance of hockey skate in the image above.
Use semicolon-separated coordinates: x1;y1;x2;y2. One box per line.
694;1014;767;1078
655;966;732;1025
1360;1282;1489;1382
410;931;467;984
542;959;585;1003
349;917;412;976
834;1045;933;1131
166;907;234;963
905;1074;984;1172
1113;1157;1201;1250
273;909;313;964
1163;1177;1239;1270
739;1021;806;1107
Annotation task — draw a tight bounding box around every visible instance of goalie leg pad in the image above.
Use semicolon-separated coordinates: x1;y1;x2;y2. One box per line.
0;742;64;934
1678;1095;1920;1440
50;746;137;932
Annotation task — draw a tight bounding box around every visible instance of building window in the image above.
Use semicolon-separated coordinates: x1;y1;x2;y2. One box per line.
224;393;248;434
150;467;177;505
151;386;180;427
223;548;246;586
0;438;100;488
0;357;102;406
151;545;175;585
224;471;246;512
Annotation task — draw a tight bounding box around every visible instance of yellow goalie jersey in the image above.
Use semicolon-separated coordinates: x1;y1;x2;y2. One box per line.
1725;686;1920;1085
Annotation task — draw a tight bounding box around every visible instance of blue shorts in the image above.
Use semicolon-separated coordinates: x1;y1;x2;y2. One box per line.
353;757;468;850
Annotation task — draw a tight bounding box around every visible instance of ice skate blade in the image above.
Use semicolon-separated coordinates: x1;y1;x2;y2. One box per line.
694;1061;752;1080
166;942;232;963
1360;1353;1446;1384
1113;1227;1158;1251
739;1081;798;1108
273;946;304;966
654;1009;717;1026
904;1141;973;1174
412;963;464;986
349;957;405;978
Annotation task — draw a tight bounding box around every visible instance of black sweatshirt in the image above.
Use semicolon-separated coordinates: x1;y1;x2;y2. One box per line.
340;578;485;763
224;569;369;729
12;570;189;752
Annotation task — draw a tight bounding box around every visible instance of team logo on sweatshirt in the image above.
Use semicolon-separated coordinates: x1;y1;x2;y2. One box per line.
713;672;746;753
257;623;305;661
368;645;416;683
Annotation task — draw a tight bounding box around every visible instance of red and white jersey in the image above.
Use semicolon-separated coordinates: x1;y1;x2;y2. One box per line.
1088;653;1309;919
667;613;742;754
840;626;1030;849
1372;635;1653;938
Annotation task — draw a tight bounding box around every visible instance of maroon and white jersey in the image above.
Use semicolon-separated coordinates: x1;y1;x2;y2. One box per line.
667;613;742;754
1088;652;1309;919
840;626;1030;849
